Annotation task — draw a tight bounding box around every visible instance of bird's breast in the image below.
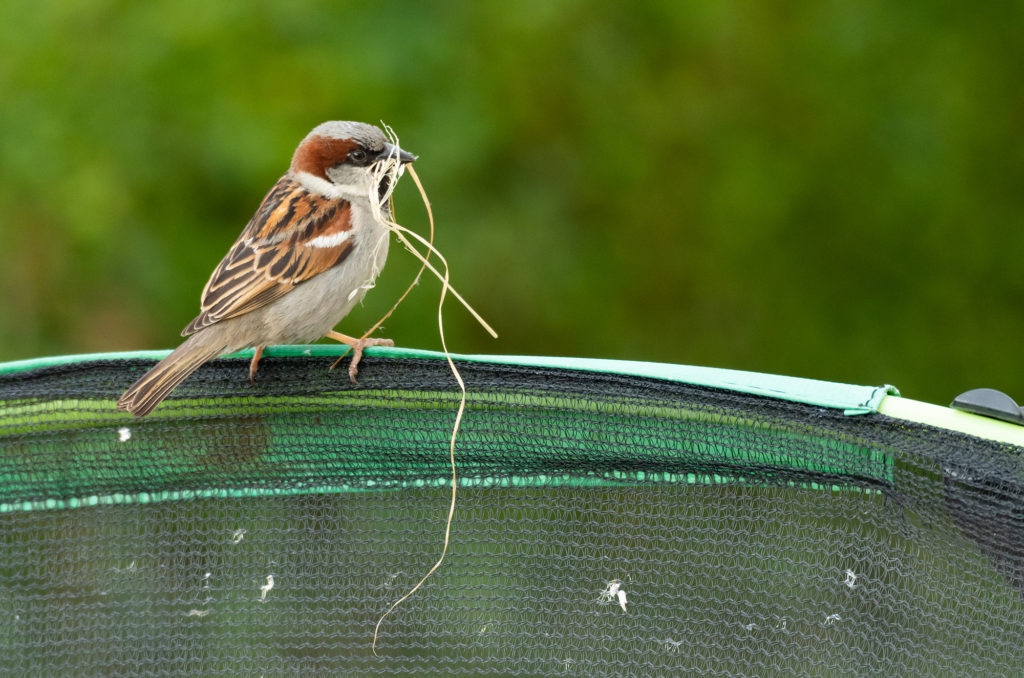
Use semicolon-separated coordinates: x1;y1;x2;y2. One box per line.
252;204;391;345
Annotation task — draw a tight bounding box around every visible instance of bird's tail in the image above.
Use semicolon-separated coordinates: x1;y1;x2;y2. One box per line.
117;333;226;417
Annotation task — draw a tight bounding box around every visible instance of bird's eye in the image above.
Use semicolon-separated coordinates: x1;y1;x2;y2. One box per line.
348;149;370;165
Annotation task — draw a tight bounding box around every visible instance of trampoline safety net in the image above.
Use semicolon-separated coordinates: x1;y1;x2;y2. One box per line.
0;349;1022;676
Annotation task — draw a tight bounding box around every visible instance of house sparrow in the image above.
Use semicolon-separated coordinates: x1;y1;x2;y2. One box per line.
117;121;415;417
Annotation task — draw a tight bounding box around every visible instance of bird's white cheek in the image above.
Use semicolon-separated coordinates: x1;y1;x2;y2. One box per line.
295;171;364;200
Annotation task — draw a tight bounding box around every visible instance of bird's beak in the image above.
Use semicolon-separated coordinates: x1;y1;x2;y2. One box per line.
379;143;417;164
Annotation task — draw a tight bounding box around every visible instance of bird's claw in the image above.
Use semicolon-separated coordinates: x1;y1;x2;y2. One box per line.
331;337;394;384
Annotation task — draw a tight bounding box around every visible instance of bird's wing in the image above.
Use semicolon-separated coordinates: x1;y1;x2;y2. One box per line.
181;176;355;336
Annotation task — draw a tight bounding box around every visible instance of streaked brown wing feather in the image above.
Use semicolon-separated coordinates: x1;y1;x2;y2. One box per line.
181;176;354;336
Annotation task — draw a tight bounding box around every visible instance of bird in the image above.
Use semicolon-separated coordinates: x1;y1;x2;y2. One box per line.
117;121;415;417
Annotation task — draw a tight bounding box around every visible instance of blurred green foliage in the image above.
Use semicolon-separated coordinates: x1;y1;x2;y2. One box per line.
1;1;1022;405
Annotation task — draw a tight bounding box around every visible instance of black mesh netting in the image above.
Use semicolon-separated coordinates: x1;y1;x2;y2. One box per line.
0;353;1023;676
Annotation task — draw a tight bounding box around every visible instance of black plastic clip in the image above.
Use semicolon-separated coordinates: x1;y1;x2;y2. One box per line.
950;388;1024;426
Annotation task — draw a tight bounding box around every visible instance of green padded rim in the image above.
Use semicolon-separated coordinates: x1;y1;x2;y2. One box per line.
1;345;1022;446
0;345;896;412
3;346;1022;513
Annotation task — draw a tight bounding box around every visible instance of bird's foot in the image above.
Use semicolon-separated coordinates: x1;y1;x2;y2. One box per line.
249;345;265;385
325;331;394;384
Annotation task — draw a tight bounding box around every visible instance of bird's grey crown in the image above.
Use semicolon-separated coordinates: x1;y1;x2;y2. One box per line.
307;121;387;151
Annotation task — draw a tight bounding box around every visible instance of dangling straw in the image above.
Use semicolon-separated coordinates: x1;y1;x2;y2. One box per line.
358;125;493;654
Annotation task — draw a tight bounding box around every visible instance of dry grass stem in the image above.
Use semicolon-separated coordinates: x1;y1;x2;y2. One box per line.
363;125;483;654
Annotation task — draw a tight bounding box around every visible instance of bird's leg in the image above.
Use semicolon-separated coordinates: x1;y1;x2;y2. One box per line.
325;331;394;384
249;345;265;385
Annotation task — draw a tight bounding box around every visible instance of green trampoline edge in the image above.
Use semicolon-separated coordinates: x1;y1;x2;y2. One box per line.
3;345;1023;446
2;346;1021;514
0;345;896;413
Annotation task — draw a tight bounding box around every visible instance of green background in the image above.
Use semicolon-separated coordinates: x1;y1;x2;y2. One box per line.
1;1;1021;405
